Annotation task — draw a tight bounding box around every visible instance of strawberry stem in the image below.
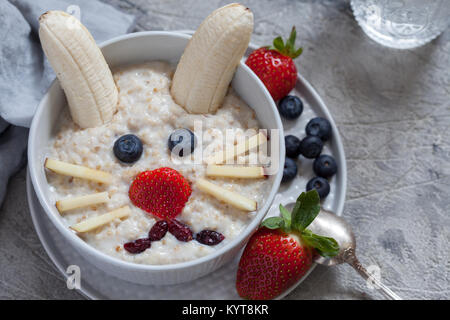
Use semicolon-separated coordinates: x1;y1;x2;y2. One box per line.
269;26;303;59
260;190;339;258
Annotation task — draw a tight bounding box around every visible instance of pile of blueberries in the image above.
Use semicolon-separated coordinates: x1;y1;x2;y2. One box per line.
278;95;338;199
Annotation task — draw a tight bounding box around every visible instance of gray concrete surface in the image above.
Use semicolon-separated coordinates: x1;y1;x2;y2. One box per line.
0;0;449;300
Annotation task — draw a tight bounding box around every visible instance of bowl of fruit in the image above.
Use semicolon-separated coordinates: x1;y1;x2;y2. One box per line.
28;4;286;285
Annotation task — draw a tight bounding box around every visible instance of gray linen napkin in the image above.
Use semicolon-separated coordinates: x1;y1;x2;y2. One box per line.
0;0;135;206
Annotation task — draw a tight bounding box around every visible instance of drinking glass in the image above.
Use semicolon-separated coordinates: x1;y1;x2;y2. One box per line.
351;0;450;49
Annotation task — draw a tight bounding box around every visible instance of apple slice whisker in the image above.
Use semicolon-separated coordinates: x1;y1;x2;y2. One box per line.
56;192;110;213
44;158;113;184
206;165;264;179
70;206;131;233
196;178;257;211
211;132;267;165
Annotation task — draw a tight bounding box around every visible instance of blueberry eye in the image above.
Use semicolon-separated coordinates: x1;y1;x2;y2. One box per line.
168;129;197;157
113;134;143;163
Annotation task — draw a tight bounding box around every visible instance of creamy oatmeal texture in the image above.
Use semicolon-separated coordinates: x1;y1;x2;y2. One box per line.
46;61;270;265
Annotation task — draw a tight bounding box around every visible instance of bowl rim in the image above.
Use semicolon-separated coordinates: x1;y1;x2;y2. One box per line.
28;31;285;272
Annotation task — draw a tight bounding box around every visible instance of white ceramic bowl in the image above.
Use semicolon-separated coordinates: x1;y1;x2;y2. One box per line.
28;31;285;285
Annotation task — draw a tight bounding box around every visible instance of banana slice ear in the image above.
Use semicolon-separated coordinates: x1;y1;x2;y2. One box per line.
39;11;118;128
171;3;254;114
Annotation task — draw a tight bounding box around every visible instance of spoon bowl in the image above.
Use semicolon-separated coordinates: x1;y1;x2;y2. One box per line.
308;209;355;266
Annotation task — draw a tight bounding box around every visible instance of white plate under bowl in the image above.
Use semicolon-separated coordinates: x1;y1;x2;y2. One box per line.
26;38;346;300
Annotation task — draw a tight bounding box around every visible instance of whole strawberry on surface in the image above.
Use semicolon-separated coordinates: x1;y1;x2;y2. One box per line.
129;167;192;220
236;190;339;300
246;27;302;101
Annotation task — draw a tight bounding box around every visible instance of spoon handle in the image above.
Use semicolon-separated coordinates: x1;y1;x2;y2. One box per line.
345;250;402;300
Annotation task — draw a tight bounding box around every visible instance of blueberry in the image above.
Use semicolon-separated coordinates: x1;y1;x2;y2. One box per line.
168;129;197;157
278;95;303;119
285;135;302;158
305;117;332;141
313;155;338;178
113;134;143;163
282;158;297;182
299;136;323;159
306;177;330;199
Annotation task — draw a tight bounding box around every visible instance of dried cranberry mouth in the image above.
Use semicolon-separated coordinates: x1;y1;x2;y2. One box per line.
124;220;225;254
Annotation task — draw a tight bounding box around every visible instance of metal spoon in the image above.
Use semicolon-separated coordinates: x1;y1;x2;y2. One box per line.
308;209;402;300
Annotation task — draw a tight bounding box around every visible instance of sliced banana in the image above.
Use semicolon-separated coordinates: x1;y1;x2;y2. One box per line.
171;3;253;114
39;11;118;128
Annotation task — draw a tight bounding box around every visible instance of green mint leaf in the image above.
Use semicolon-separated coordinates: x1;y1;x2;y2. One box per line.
279;204;291;230
261;217;285;230
301;229;339;258
291;190;320;231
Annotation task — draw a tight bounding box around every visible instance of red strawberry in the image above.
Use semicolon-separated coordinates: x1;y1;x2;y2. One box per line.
236;228;313;300
236;190;339;300
245;27;302;101
129;167;192;220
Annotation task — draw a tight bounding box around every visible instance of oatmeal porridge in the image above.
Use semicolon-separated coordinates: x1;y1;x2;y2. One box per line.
45;61;271;265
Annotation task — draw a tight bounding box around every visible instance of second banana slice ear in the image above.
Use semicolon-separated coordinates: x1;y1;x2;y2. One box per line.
171;3;253;114
39;11;118;129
